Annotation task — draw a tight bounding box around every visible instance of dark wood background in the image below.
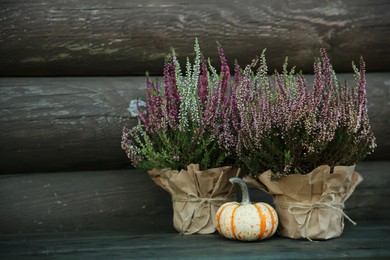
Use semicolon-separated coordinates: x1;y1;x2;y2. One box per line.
1;0;389;76
1;0;389;173
0;74;389;174
0;0;389;235
0;161;388;234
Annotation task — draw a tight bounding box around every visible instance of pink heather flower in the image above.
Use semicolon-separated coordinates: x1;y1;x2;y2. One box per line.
213;46;231;121
122;39;237;171
234;49;376;177
198;58;209;108
143;77;164;132
210;47;245;158
163;56;180;129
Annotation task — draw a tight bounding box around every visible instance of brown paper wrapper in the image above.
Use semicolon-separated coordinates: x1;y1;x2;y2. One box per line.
247;165;363;240
148;164;239;234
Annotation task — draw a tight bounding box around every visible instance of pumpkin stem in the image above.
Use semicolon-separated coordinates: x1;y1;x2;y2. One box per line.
229;177;251;204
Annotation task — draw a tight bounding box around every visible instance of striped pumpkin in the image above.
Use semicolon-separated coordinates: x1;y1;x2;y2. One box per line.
216;177;278;241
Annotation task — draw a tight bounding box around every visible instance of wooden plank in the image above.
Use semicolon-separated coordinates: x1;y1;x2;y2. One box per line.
0;161;388;234
0;223;390;259
346;161;390;221
1;74;389;174
0;77;142;173
1;0;389;76
0;169;174;234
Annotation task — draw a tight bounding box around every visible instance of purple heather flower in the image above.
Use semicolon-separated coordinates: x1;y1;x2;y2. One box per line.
198;58;209;108
163;56;180;129
234;48;375;177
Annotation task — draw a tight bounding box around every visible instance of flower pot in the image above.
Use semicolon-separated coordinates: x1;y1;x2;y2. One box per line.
148;164;240;234
248;165;362;240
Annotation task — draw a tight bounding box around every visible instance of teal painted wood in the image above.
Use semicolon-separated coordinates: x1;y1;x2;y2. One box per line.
0;222;389;259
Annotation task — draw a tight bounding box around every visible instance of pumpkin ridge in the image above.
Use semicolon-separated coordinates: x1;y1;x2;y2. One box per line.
254;204;268;239
264;203;277;238
230;205;239;239
216;203;231;232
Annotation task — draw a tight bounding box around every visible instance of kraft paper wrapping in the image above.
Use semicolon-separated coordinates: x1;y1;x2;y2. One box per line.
148;164;239;235
247;165;363;240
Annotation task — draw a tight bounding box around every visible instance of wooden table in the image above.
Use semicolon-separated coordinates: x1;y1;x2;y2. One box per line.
1;221;389;259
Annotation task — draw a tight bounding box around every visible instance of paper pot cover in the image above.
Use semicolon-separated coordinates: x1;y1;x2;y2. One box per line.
249;165;363;240
148;164;239;234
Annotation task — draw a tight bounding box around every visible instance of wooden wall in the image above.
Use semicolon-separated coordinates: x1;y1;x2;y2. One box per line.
1;0;389;76
1;74;389;174
0;0;389;234
0;77;143;174
0;161;388;234
1;0;389;174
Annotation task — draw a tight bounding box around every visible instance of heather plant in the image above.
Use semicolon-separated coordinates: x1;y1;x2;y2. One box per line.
121;39;239;171
231;49;376;179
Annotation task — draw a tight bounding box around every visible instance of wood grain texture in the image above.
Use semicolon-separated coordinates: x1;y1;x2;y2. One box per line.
1;0;389;76
1;223;390;258
0;77;143;173
0;161;388;234
1;74;389;174
0;169;173;234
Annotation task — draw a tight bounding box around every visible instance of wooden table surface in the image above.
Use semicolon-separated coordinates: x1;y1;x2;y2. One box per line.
1;221;389;259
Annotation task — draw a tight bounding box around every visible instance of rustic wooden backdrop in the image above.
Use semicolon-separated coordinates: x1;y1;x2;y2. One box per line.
0;161;388;234
0;0;389;234
1;0;389;174
1;0;389;76
1;75;389;174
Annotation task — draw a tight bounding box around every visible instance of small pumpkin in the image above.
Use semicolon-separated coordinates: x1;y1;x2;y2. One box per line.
216;177;278;241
